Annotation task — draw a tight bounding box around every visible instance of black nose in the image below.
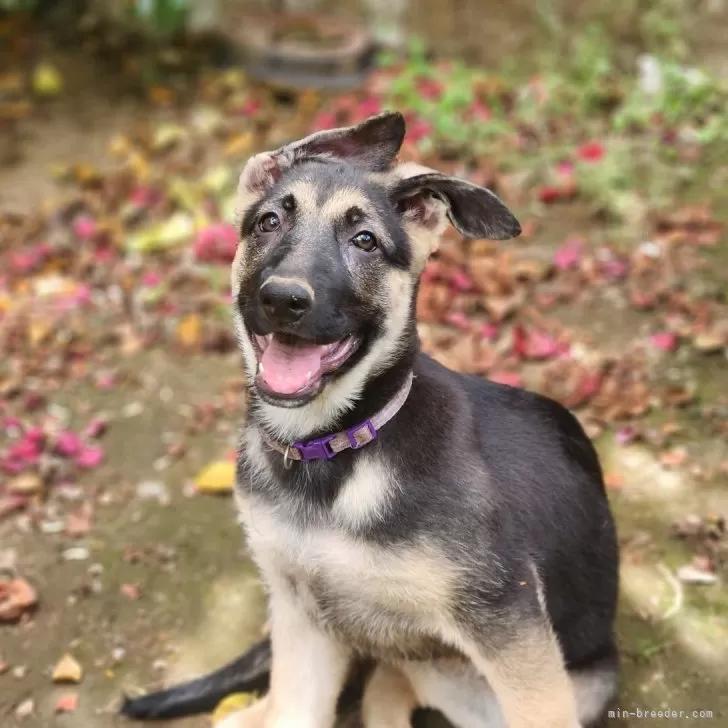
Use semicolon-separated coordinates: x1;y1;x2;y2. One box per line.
259;278;313;325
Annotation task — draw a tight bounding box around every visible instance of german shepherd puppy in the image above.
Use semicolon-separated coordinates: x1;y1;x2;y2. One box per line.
121;112;619;728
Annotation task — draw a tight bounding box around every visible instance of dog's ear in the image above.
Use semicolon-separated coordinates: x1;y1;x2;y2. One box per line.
391;168;521;242
235;112;406;222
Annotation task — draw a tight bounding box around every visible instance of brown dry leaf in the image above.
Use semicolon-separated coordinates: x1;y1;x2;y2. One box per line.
0;577;38;622
52;654;83;684
176;312;202;349
7;473;42;495
65;504;93;537
693;329;725;353
195;460;236;493
660;447;688;469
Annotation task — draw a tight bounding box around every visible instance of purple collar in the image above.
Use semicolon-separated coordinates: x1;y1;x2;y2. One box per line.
260;372;414;466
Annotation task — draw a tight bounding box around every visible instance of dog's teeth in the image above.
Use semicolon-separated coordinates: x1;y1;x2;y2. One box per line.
258;362;265;375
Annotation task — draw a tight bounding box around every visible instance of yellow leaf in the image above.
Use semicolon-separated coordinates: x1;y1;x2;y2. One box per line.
212;693;258;724
109;134;133;157
195;460;236;493
32;63;63;96
52;654;83;684
28;320;51;347
176;313;202;349
224;131;255;158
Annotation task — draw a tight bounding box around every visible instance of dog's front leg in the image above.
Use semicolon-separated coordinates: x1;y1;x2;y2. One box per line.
265;579;351;728
217;578;351;728
455;616;579;728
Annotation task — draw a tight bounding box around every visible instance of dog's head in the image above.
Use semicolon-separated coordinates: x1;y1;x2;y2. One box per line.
231;112;520;436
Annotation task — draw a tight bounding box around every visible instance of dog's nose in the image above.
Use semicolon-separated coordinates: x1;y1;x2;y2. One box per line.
259;278;313;325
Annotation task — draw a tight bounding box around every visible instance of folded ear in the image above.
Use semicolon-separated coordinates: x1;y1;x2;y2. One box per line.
235;112;406;223
391;170;521;242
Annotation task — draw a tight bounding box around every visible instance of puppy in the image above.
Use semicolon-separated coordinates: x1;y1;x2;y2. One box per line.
122;112;619;728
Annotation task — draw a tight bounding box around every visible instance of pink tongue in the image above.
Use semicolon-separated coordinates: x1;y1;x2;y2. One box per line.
260;339;324;394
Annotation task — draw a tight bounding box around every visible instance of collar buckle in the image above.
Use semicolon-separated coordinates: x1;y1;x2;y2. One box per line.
293;434;337;461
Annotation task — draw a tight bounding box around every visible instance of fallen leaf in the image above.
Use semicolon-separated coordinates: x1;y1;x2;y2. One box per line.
7;473;42;495
54;693;79;713
52;654;83;684
0;577;38;622
676;564;718;585
604;472;625;490
660;447;688;469
553;238;583;271
488;371;523;387
176;313;202;349
126;212;194;253
650;331;678;352
65;504;93;537
121;583;141;600
195;460;236;493
32;62;63;96
212;693;259;724
15;698;34;720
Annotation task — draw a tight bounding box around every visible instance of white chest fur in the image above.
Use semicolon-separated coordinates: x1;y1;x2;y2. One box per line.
235;450;457;659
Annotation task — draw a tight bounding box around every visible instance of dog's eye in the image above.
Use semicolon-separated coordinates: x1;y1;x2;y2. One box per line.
351;231;377;252
258;213;281;233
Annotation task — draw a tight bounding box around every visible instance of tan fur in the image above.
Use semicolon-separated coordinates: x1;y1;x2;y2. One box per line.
373;162;450;271
453;622;579;728
286;179;319;219
362;664;417;728
320;188;371;220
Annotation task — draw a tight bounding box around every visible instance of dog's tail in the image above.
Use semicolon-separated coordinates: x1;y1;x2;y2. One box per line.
119;638;272;721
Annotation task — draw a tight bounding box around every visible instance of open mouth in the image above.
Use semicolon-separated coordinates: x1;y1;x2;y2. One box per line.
252;332;361;401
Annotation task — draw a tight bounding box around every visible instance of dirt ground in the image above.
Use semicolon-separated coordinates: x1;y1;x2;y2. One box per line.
2;25;728;728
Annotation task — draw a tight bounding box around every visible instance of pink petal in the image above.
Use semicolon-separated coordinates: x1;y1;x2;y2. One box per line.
554;238;584;271
10;251;40;274
239;99;261;117
356;97;381;120
193;223;238;264
651;331;678;352
9;438;41;461
489;371;523;387
73;216;97;240
93;247;115;263
129;186;159;207
24;427;46;445
538;185;560;204
141;271;163;287
314;112;337;131
449;271;473;292
55;431;82;457
417;78;442;100
513;325;562;360
95;371;116;390
480;323;500;340
443;311;471;331
577;142;605;162
75;446;104;469
83;417;107;439
616;426;638;446
3;416;23;433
